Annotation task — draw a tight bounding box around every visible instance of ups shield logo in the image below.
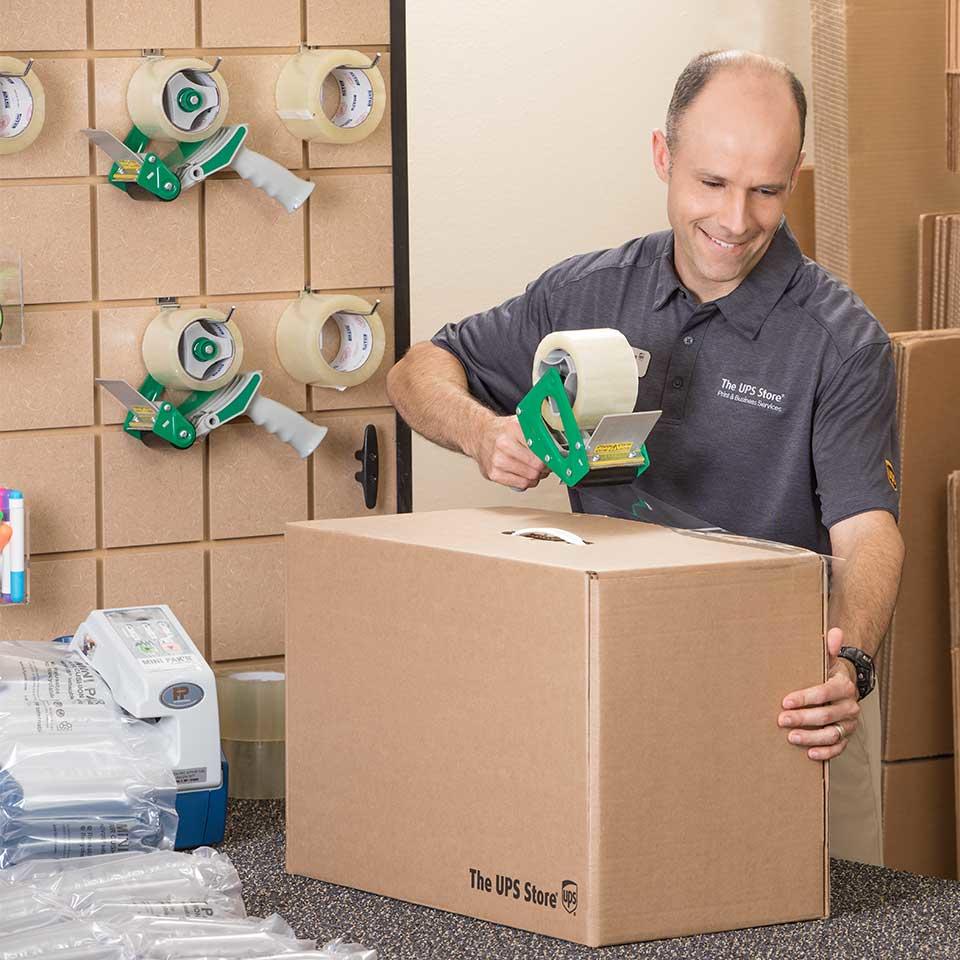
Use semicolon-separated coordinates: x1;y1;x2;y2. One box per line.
561;879;578;915
885;459;898;491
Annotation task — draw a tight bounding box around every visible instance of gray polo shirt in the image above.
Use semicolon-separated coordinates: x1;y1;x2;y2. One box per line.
431;222;900;554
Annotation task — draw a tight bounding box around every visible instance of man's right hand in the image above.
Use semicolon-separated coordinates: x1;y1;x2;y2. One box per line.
467;416;550;490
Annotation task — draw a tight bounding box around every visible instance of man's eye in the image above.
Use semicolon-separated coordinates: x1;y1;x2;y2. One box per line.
701;181;722;188
758;188;780;197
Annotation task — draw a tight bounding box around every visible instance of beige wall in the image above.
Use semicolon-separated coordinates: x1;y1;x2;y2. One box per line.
406;1;813;511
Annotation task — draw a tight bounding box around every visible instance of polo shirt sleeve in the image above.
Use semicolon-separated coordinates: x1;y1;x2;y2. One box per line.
812;341;901;529
431;272;555;416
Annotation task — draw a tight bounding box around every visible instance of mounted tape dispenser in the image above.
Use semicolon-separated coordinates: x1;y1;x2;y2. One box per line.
69;605;227;849
517;329;662;487
97;304;327;459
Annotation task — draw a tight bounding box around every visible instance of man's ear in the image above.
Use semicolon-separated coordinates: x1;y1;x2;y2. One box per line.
652;129;671;184
788;150;806;194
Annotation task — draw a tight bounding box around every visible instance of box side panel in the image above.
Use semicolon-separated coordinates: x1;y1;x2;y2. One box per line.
592;558;827;943
285;527;591;942
883;757;957;879
885;335;960;759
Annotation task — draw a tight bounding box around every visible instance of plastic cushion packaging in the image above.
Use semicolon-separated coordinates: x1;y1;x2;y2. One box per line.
0;642;178;868
0;918;132;960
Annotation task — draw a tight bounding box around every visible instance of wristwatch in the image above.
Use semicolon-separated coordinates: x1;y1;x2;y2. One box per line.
837;646;876;701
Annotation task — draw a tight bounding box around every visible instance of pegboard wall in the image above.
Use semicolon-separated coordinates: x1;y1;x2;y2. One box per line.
0;0;404;663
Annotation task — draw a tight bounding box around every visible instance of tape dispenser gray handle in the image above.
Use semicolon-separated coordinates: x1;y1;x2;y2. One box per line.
230;145;315;213
246;394;327;459
510;527;587;546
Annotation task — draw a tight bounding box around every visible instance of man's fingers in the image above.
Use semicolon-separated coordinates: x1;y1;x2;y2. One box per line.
807;740;847;761
782;670;851;710
492;450;546;482
785;718;855;747
779;698;860;730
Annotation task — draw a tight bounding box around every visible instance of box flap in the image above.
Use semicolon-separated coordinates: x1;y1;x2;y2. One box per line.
288;508;816;577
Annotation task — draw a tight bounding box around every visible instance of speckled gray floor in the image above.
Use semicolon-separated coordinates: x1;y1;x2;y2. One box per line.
220;799;960;959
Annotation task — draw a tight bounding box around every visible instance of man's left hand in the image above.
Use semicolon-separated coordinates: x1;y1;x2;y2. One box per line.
778;626;860;761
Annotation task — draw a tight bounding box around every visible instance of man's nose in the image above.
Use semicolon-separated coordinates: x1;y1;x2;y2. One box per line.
717;189;750;238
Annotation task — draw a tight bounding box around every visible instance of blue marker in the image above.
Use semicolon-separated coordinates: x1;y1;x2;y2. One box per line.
8;491;24;603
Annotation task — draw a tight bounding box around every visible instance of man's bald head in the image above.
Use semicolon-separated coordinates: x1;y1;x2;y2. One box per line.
665;50;807;157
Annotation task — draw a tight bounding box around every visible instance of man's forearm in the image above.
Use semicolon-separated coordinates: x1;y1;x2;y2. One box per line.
828;516;905;658
387;342;496;457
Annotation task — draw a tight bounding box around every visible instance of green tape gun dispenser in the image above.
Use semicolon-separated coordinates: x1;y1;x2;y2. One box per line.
83;56;313;213
516;329;661;487
96;305;327;459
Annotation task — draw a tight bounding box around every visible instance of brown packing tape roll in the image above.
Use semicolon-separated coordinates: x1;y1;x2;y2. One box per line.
216;669;286;800
0;58;45;155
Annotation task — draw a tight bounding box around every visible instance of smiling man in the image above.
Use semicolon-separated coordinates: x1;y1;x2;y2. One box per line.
387;50;904;866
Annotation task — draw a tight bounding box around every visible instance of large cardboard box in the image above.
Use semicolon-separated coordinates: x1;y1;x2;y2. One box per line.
285;508;829;945
883;757;957;879
883;332;960;760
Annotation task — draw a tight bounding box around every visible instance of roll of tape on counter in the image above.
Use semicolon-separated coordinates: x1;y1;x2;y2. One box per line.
216;669;285;800
141;307;244;392
127;57;229;143
275;49;386;144
0;58;45;155
276;293;386;388
532;328;638;431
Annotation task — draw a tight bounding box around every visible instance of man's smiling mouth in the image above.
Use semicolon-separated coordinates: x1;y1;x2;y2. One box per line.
699;227;747;250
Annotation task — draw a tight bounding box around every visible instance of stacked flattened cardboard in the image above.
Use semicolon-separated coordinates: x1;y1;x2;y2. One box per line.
811;0;958;333
918;213;960;328
949;471;960;869
949;0;960;170
883;332;960;878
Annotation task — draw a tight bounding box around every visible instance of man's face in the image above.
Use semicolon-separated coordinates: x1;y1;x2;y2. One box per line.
652;69;804;303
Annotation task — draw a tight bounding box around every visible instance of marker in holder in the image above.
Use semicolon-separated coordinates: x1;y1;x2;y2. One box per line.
0;487;29;605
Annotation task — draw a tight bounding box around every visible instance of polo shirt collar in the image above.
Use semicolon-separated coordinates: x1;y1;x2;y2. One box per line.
714;219;803;339
651;219;803;339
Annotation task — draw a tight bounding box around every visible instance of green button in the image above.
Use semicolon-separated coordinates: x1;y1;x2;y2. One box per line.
177;87;203;113
192;336;219;362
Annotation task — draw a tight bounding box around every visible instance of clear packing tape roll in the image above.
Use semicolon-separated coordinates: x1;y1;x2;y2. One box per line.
216;669;285;800
276;49;386;144
0;58;45;155
276;293;385;388
532;328;639;431
141;307;244;392
127;57;228;144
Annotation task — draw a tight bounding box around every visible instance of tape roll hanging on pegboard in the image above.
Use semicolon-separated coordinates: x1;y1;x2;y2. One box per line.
276;293;386;388
532;329;639;431
275;49;386;144
127;57;229;143
142;307;244;392
0;58;45;155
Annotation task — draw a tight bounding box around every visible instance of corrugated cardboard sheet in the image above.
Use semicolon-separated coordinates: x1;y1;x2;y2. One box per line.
812;0;957;332
883;757;956;879
285;509;828;946
918;213;960;329
885;332;960;760
950;472;960;870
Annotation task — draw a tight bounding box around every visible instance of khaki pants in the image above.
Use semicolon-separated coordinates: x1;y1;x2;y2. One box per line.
828;681;883;865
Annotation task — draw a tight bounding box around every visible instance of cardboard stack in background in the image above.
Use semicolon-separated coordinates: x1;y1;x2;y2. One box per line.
949;0;960;171
950;471;960;869
811;0;960;333
883;332;960;878
918;213;960;329
286;508;829;946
